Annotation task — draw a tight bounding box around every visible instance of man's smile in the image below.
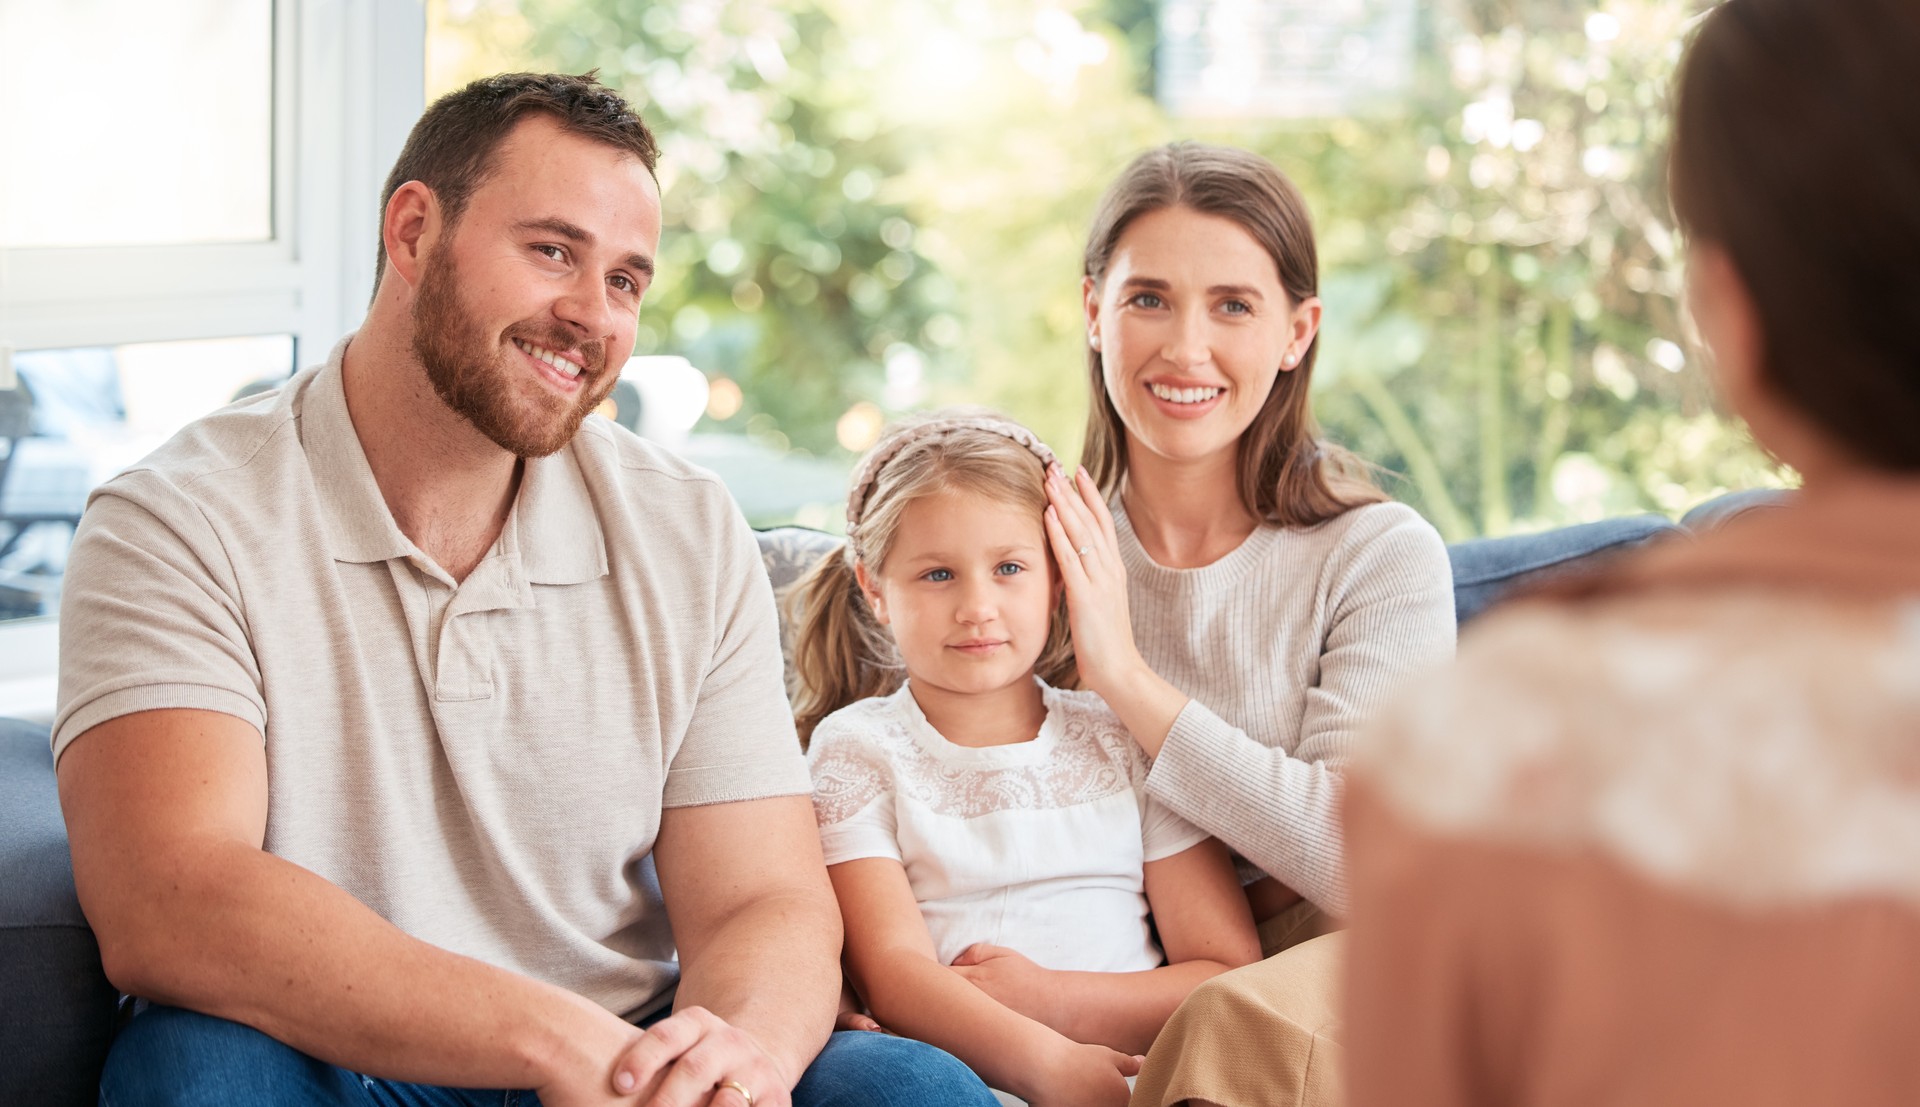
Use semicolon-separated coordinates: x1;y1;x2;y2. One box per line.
512;337;586;380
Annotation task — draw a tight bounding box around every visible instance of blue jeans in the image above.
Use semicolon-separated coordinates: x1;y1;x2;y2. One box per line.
100;1004;997;1107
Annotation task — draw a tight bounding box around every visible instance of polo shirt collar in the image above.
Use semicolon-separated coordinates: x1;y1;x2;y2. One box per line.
304;336;414;566
514;445;609;586
303;334;609;587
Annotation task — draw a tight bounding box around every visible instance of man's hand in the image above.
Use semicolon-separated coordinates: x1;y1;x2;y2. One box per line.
530;1018;644;1107
950;943;1059;1029
609;1005;792;1107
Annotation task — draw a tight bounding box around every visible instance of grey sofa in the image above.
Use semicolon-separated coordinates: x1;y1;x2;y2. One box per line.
0;491;1786;1102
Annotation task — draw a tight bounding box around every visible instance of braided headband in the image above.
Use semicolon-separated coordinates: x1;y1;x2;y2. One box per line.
845;415;1059;530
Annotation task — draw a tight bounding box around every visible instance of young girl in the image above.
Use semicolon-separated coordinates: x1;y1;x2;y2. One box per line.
788;413;1261;1106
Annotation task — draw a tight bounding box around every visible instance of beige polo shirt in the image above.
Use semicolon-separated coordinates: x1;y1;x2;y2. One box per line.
53;337;811;1019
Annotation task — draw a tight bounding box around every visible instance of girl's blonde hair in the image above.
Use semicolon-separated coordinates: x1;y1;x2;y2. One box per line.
788;414;1077;746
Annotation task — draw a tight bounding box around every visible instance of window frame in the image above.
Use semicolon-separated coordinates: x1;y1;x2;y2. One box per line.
0;0;426;721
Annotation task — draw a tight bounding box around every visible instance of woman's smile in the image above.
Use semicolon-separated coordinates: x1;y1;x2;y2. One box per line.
1145;378;1228;418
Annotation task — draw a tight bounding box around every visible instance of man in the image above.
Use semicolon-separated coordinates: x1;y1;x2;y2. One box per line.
54;73;991;1107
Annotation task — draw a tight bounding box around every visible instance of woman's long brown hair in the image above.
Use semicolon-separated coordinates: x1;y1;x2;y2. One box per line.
1080;143;1386;526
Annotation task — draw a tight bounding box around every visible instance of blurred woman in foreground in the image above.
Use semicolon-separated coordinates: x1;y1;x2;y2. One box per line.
1345;0;1920;1102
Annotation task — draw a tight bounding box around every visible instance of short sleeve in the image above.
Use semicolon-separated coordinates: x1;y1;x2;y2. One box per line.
662;502;813;806
806;711;902;866
1141;795;1211;863
54;471;267;761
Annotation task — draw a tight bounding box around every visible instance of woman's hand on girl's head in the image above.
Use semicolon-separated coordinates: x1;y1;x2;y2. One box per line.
1044;464;1192;757
1043;464;1141;694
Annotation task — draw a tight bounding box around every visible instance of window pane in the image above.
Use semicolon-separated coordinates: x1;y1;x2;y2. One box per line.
0;335;295;621
0;0;273;248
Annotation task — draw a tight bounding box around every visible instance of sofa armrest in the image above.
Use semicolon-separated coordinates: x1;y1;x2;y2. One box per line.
0;718;117;1104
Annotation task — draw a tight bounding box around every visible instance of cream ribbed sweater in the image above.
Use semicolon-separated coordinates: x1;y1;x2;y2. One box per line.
1118;498;1456;917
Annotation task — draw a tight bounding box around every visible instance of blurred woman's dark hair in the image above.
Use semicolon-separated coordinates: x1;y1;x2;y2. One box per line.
1670;0;1920;470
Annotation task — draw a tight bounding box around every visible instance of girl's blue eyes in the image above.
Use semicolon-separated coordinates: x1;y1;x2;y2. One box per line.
920;563;1024;582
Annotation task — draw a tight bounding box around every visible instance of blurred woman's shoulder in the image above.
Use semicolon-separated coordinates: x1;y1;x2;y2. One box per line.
1360;589;1920;906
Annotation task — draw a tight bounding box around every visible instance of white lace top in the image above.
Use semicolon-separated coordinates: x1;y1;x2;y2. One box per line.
808;680;1210;971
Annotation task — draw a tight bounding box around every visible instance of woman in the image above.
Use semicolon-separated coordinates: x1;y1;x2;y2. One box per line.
1344;0;1920;1103
954;144;1456;1105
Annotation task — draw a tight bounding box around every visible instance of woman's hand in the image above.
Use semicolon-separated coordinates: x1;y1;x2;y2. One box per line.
1044;464;1190;757
950;943;1058;1028
1043;465;1145;697
1027;1039;1141;1107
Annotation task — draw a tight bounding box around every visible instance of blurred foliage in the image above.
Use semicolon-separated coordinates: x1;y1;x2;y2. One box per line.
429;0;1791;538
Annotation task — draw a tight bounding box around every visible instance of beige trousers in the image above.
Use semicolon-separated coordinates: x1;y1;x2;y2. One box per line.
1130;902;1346;1107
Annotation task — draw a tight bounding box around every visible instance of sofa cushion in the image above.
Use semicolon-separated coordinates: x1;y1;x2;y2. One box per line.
1447;514;1682;627
0;719;116;1104
758;525;844;594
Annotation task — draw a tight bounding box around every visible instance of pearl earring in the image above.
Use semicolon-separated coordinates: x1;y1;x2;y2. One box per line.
1090;334;1102;351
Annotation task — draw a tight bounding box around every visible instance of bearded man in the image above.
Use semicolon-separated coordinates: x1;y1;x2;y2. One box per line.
53;72;993;1107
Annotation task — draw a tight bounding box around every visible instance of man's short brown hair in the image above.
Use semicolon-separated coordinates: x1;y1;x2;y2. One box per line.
373;71;660;290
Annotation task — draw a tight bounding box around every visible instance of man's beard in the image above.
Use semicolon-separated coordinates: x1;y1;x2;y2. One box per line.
410;246;615;458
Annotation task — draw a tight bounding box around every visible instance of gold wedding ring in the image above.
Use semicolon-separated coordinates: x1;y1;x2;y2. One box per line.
719;1079;755;1107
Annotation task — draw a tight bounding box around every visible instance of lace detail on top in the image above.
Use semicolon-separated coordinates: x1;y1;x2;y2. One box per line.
1363;591;1920;906
809;684;1148;826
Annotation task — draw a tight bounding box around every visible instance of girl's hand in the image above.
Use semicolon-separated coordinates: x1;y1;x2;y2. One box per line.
833;1010;887;1034
1043;465;1145;698
950;943;1057;1028
1029;1040;1141;1107
834;977;887;1033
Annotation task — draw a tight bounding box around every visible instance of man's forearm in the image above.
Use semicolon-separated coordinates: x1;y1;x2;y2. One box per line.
672;889;841;1086
94;837;631;1089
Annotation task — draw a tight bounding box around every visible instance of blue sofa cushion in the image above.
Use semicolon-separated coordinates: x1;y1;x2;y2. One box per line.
1447;514;1682;627
0;719;115;1104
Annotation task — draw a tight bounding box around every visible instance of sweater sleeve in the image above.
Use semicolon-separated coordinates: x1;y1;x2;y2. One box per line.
1144;505;1456;915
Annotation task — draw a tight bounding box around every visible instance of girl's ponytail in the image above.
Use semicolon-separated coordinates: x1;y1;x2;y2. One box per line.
787;548;901;747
